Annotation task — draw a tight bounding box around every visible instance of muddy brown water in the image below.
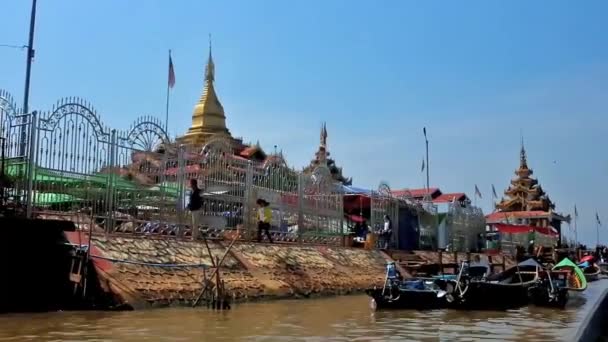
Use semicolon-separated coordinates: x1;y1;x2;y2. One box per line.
1;281;606;342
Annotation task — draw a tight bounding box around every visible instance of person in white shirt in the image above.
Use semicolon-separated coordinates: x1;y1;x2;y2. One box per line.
381;215;392;249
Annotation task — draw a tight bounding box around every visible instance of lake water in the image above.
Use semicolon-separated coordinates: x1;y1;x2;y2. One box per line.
1;280;606;342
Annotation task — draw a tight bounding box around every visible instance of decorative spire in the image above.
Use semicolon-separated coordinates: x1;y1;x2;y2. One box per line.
187;34;226;132
320;122;327;148
205;34;215;82
520;134;528;169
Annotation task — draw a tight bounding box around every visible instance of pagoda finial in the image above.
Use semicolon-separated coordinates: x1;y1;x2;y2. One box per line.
320;122;327;148
205;34;215;82
520;133;528;169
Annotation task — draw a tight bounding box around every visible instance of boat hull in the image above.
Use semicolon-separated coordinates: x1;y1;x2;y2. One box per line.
599;263;608;275
366;287;444;310
583;265;601;282
528;285;569;308
584;272;600;282
449;281;533;310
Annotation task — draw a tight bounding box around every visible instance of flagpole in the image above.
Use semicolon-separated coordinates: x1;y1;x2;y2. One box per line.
423;128;429;192
474;186;477;208
574;206;578;248
597;212;600;248
20;0;37;156
165;49;171;133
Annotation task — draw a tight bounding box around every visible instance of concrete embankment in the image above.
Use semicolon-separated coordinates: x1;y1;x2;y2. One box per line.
573;281;608;342
65;233;396;309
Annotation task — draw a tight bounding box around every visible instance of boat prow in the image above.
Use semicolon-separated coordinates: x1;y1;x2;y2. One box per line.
552;258;587;291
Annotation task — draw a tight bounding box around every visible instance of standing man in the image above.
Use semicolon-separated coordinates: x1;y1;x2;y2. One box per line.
381;215;393;249
188;179;203;236
256;198;273;243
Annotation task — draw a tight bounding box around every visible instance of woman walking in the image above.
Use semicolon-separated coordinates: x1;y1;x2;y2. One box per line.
256;199;273;243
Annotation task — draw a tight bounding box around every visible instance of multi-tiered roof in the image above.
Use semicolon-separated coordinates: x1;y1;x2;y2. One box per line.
486;141;568;226
303;123;352;185
495;142;554;212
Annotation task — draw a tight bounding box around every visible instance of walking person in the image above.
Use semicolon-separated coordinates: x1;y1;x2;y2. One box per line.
187;179;203;237
257;198;273;243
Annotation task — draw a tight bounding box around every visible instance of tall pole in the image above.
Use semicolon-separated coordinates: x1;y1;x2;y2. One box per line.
423;127;429;192
20;0;37;156
165;49;172;134
474;187;477;208
596;217;600;248
574;207;578;248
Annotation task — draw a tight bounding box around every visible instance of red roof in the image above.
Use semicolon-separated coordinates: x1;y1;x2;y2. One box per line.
433;192;468;203
392;187;441;199
343;194;371;211
239;146;266;158
485;210;551;223
164;164;201;176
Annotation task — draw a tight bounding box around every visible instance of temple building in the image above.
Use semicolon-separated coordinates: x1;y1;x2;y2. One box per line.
485;141;569;244
302;123;352;185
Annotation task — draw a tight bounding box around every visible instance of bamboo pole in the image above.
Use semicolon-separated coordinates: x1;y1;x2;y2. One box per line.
193;229;240;307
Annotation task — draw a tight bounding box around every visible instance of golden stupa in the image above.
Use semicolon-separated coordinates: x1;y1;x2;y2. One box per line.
176;41;235;147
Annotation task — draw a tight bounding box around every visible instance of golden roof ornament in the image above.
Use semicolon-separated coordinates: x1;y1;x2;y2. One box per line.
205;35;215;82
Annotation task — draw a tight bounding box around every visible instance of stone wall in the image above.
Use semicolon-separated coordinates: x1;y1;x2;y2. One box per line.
65;233;390;309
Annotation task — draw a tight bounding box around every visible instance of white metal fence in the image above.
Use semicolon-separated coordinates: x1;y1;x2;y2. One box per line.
0;90;344;245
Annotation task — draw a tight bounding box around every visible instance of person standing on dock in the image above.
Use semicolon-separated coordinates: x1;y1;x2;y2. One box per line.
256;199;273;243
381;215;392;249
188;179;203;236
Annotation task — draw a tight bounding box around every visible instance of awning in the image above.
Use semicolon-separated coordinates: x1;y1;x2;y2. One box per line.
340;185;372;195
493;223;558;237
347;214;365;223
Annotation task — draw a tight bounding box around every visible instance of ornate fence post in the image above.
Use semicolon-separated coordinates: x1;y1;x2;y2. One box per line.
176;144;186;237
104;129;117;233
25;111;37;218
297;172;304;244
243;161;253;241
159;151;168;224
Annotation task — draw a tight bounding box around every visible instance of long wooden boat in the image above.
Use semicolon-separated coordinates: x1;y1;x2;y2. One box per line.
366;278;447;310
446;259;540;310
366;262;448;310
582;263;601;282
552;258;587;291
599;262;608;275
529;269;569;308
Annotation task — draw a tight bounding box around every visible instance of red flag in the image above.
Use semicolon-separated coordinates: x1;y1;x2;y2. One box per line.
168;53;175;89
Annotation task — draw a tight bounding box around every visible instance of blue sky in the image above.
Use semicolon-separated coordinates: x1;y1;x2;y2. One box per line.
2;0;607;245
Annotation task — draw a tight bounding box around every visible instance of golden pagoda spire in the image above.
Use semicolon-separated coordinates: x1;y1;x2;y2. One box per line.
185;34;229;138
205;34;214;82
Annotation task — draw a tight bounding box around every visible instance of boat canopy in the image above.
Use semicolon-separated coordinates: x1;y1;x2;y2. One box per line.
517;258;542;268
